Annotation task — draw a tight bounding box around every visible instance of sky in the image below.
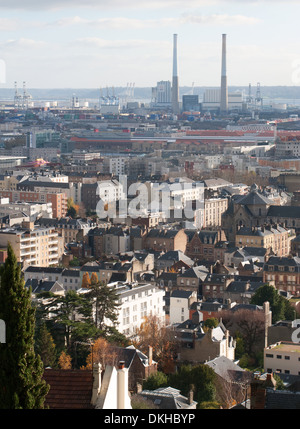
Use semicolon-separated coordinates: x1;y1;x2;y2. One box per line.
0;0;300;89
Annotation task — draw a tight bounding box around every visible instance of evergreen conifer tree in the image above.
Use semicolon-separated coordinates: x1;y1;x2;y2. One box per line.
0;244;49;409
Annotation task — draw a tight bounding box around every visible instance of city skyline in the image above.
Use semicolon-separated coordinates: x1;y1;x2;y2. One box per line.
0;1;300;89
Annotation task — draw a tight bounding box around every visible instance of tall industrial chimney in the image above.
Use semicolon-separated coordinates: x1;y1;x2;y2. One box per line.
172;33;180;114
220;33;228;113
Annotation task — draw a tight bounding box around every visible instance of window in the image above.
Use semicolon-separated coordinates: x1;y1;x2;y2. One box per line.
276;355;282;359
266;354;273;358
284;356;290;360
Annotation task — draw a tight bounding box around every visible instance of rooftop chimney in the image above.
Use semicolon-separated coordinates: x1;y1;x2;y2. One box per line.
148;345;153;366
220;34;228;113
172;33;180;115
117;361;131;409
91;362;102;406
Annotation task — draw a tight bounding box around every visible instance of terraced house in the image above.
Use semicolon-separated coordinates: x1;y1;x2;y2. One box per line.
263;256;300;296
235;225;295;257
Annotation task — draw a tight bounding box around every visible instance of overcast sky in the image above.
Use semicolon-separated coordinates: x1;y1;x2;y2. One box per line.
0;0;300;89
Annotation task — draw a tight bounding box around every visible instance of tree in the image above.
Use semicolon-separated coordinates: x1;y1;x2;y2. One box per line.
35;322;57;368
86;281;120;332
143;371;168;391
84;337;118;370
0;244;49;409
203;317;219;330
40;290;94;355
232;309;265;356
81;272;91;289
90;272;99;286
58;351;72;370
67;197;79;219
168;364;217;408
250;284;295;323
133;315;177;372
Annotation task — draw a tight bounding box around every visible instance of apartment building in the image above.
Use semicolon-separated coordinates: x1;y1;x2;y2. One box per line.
0;221;64;268
36;217;96;244
17;179;82;206
105;281;166;337
264;341;300;376
263;256;300;296
236;225;294;257
185;229;227;262
0;174;20;191
169;289;198;325
143;228;187;253
203;197;228;228
0;198;53;221
24;266;81;292
0;189;67;218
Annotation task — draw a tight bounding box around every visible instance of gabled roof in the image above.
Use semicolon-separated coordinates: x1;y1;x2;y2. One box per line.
43;369;94;409
146;229;179;238
237;190;272;206
25;279;64;294
179;266;208;280
205;356;253;384
225;281;263;294
139;386;197;409
267;205;300;218
157;250;193;265
171;289;195;299
25;266;64;274
265;389;300;409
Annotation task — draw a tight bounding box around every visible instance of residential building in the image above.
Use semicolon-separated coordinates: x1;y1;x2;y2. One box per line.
143;228;187;253
0;221;64;268
176;266;209;294
264;341;300;376
0;189;67;218
24;266;81;291
43;362;132;409
175;317;236;364
0;199;53;221
138;386;197;409
155;250;194;271
36;217;96;244
235;225;294;257
202;273;234;300
203;197;228;228
185;229;227;262
169;289;198;325
105;281;165;337
263;256;300;296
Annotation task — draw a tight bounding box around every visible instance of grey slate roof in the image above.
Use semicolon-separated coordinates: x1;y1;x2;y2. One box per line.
267;205;300;218
171;289;195;299
139;386;197;409
237;190;272;206
265;389;300;409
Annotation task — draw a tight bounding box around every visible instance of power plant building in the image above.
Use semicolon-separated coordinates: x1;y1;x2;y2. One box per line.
202;89;243;112
151;81;172;108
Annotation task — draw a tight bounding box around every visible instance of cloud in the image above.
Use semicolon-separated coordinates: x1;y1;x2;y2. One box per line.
0;38;46;50
74;37;170;50
0;18;20;31
50;13;261;30
0;0;207;10
0;0;297;10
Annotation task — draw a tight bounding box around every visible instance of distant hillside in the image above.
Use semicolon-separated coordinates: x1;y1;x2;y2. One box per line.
0;86;300;101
